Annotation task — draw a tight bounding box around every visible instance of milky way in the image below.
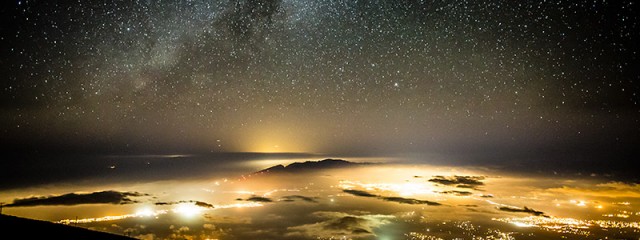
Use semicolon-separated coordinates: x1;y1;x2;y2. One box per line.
1;1;638;161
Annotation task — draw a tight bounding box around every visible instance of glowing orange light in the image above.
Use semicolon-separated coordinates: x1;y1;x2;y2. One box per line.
173;203;204;217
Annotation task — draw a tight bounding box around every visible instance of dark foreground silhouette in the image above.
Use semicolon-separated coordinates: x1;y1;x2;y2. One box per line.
0;214;134;239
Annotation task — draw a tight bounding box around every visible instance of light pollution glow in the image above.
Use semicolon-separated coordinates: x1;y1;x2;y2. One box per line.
239;126;312;153
57;202;263;224
493;216;640;236
339;180;436;197
3;164;639;239
2;1;639;239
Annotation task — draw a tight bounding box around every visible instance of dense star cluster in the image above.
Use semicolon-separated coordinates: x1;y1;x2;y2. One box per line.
1;0;638;156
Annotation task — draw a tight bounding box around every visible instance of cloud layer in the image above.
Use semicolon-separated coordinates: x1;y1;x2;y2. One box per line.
7;191;148;207
342;189;440;206
287;211;394;239
428;175;485;189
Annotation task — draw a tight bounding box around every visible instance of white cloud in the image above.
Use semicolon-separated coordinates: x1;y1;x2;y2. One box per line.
136;233;156;240
286;211;395;239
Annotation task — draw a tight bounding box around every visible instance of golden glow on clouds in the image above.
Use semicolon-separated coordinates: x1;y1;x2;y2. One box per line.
135;207;156;217
58;202;263;224
339;180;435;197
173;203;203;217
213;202;263;209
547;182;640;198
8;163;640;239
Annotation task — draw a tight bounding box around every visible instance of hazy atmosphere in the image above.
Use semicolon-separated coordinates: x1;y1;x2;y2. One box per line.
1;1;639;239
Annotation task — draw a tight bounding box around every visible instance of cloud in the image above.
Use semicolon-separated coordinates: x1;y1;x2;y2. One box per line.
203;223;216;230
546;182;640;198
135;233;156;240
194;201;214;208
438;190;473;196
154;200;214;208
167;225;193;240
200;223;230;239
280;195;318;203
459;204;478;207
497;206;547;217
428;175;485;189
204;214;252;224
381;197;441;206
287;212;394;239
342;189;378;197
6;190;148;207
324;216;371;233
245;196;273;202
342;189;440;206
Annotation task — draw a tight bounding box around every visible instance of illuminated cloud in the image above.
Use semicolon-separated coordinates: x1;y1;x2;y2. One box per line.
166;225;196;240
381;196;441;206
546;182;640;198
194;201;214;208
428;176;485;189
438;190;473;196
341;189;440;205
286;212;394;238
155;200;214;208
135;234;155;240
203;214;252;224
279;195;318;203
342;189;378;198
244;196;273;202
6;191;148;207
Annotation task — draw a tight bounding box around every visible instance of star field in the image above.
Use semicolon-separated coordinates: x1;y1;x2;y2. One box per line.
1;0;638;156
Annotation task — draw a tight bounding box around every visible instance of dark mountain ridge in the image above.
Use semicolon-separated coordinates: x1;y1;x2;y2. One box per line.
256;159;366;174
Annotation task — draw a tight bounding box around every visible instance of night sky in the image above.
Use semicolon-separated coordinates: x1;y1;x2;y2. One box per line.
1;1;638;163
